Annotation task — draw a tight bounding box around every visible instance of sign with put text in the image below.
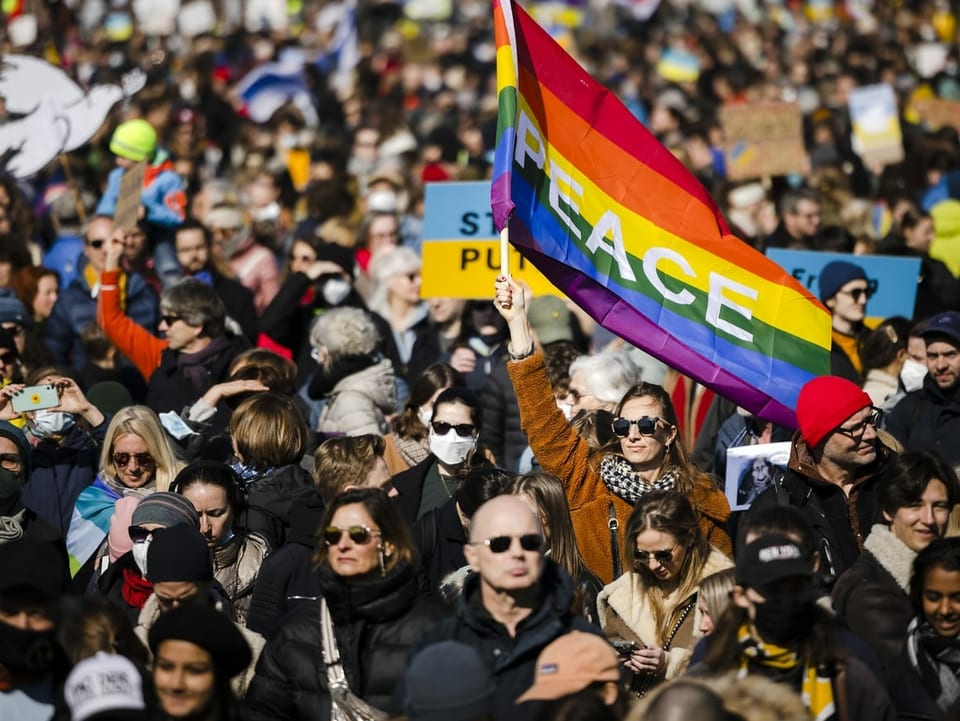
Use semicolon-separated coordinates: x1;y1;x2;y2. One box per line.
421;181;560;298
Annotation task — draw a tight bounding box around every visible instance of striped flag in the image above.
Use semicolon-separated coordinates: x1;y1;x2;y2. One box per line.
491;0;831;428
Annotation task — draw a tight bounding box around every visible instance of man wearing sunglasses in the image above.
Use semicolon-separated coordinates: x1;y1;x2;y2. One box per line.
98;231;248;416
886;311;960;468
818;260;873;385
402;495;601;721
752;375;898;587
45;215;159;372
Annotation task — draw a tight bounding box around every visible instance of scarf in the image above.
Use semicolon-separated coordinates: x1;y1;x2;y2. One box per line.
905;617;960;712
310;352;380;398
230;462;274;484
121;567;153;610
737;624;836;721
598;455;681;505
0;507;26;543
395;433;430;468
177;336;230;396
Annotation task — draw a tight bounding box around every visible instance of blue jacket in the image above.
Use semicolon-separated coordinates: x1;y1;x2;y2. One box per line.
95;161;186;228
43;258;159;371
20;419;110;536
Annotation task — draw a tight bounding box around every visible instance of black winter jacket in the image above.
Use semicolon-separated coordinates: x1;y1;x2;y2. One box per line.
885;376;960;467
479;355;527;471
246;495;326;637
752;433;895;586
145;334;249;415
242;562;447;721
244;464;321;550
395;560;602;721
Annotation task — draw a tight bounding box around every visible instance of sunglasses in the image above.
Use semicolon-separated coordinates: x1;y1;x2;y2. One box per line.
612;416;662;437
840;286;875;302
323;525;380;546
113;452;155;468
431;421;476;438
476;533;544;553
634;547;675;565
0;351;15;364
128;526;152;543
159;314;183;327
85;237;107;249
1;325;23;338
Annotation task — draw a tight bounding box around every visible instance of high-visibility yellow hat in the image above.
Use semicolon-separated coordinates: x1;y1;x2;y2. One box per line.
109;119;157;162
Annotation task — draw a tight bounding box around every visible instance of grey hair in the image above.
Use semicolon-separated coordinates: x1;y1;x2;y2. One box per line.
368;246;422;316
569;350;642;405
310;307;380;359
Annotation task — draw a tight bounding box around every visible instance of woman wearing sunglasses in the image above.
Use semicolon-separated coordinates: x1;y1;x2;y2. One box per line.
597;490;733;697
244;487;446;721
494;277;732;584
392;386;493;524
66;405;181;585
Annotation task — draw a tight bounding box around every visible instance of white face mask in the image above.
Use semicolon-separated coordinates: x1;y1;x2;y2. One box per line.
418;406;433;429
131;537;151;577
429;430;476;466
900;358;928;392
29;410;75;438
556;400;573;422
321;277;352;306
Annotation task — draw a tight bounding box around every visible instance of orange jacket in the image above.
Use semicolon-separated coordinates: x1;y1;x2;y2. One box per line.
97;269;168;381
507;352;732;584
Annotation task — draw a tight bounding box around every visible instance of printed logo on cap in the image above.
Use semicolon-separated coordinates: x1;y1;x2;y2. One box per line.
758;544;802;563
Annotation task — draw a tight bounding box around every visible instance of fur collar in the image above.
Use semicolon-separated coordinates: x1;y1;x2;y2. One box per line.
863;523;916;593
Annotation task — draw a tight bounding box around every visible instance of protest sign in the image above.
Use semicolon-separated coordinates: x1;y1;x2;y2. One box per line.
421;181;560;298
113;161;146;232
849;84;905;166
720;102;808;181
914;97;960;133
766;248;921;320
725;442;792;511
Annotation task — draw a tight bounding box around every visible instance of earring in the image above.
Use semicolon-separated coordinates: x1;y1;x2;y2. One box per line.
378;546;386;575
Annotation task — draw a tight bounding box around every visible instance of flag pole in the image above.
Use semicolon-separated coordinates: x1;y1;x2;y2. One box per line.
500;226;510;279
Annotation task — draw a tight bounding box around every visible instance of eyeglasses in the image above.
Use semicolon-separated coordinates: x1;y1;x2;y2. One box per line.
612;416;662;437
0;351;15;364
833;408;882;442
634;547;676;565
159;314;183;327
85;237;108;249
431;420;476;438
128;526;152;543
113;452;155;468
474;534;544;553
1;324;23;338
324;525;380;546
839;286;874;302
0;453;22;472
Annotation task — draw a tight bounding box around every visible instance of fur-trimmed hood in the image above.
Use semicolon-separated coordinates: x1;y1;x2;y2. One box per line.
863;522;916;593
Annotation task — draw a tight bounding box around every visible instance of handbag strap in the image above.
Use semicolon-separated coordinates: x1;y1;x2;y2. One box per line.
609;502;623;579
320;599;350;692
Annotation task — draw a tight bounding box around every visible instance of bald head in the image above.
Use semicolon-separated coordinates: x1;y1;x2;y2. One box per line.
644;682;727;721
469;495;543;543
464;495;546;595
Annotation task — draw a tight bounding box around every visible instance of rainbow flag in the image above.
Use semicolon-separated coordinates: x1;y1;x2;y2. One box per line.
491;0;831;428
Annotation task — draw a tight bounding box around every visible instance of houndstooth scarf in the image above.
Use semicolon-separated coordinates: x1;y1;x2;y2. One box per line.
598;455;680;505
906;617;960;713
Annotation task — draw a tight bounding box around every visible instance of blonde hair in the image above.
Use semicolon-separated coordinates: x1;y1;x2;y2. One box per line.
99;406;181;491
229;394;308;470
698;568;735;623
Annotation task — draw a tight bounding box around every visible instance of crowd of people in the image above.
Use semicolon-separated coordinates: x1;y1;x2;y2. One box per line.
4;0;960;720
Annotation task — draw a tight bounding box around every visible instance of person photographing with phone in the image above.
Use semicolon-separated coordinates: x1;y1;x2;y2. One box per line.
597;490;732;698
0;371;107;537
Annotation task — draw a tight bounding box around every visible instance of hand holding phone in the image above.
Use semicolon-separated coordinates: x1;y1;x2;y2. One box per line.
611;640;639;657
11;384;60;414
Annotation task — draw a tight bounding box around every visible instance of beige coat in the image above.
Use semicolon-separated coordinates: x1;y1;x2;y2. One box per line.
596;547;733;680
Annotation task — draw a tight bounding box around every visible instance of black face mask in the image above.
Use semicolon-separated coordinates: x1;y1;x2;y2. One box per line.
0;468;22;515
753;590;817;646
0;622;56;675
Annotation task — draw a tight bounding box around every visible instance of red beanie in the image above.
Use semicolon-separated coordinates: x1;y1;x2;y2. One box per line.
796;376;872;448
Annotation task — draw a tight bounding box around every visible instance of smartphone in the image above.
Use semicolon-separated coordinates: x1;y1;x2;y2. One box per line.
11;384;59;413
611;640;638;656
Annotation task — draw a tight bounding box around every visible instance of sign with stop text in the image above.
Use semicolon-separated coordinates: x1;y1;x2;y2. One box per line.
421;181;560;298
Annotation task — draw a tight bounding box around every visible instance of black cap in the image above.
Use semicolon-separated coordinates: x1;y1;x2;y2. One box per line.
0;538;66;597
146;525;212;583
735;533;813;588
148;604;252;678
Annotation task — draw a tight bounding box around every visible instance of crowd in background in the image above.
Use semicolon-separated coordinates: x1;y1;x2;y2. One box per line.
4;1;960;721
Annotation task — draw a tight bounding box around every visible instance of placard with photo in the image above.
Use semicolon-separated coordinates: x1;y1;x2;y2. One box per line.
725;442;792;512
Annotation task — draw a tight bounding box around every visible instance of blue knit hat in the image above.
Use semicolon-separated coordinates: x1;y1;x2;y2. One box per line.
817;261;868;303
0;290;32;329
